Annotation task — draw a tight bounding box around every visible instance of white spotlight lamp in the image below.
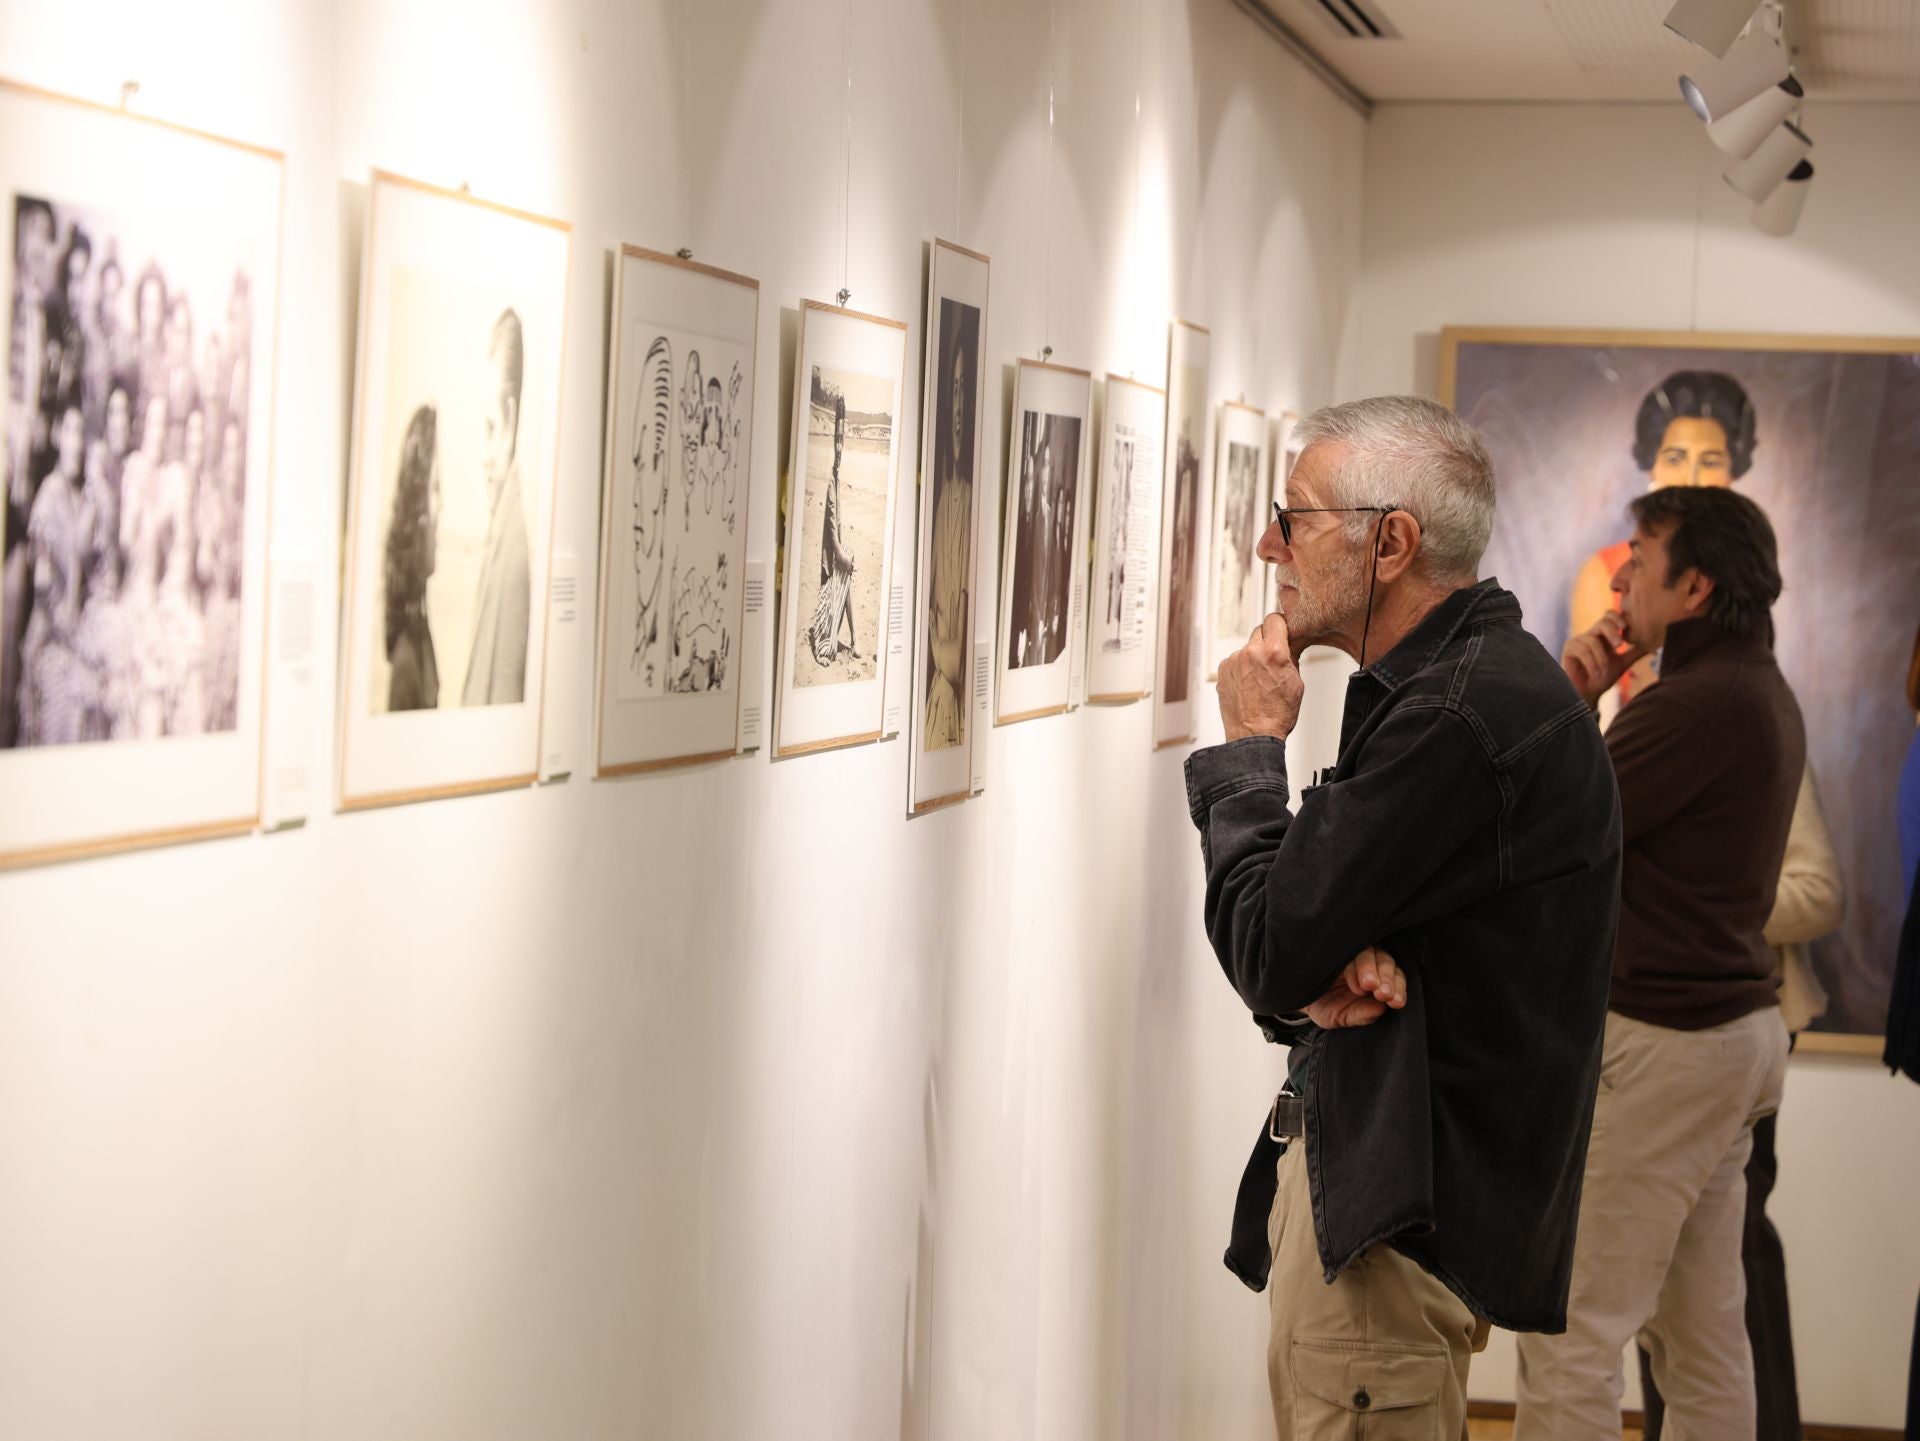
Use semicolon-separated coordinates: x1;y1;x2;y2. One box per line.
1724;122;1812;203
1752;160;1813;236
1664;0;1765;58
1681;26;1791;123
1706;74;1803;158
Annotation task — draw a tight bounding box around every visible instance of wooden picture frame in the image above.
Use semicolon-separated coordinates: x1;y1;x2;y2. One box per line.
336;171;572;811
1441;323;1920;1049
771;299;908;759
0;78;284;868
1086;373;1165;706
908;239;990;814
591;243;758;778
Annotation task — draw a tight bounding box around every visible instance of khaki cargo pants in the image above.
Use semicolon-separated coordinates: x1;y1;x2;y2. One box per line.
1267;1139;1489;1439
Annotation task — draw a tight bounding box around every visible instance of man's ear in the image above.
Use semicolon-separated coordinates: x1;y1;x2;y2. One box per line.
1373;510;1425;585
1679;566;1717;616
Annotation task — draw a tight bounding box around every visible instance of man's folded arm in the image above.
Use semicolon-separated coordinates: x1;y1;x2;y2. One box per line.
1187;704;1499;1017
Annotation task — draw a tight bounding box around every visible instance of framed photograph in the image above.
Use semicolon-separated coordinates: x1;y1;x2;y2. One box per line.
1442;324;1920;1048
337;171;571;810
908;239;988;814
1208;400;1268;679
995;358;1092;726
1086;373;1164;705
0;79;282;869
591;244;757;777
772;299;907;758
1152;320;1209;748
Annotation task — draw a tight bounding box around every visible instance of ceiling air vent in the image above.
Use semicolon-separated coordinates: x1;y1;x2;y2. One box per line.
1309;0;1399;40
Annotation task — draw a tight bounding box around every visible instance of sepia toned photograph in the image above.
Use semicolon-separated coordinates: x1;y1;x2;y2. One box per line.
792;363;892;688
3;191;255;749
1447;326;1920;1040
921;295;979;750
1005;409;1082;670
367;268;535;715
1212;439;1261;644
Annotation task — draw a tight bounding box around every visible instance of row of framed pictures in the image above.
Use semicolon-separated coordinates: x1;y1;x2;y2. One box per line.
0;81;1298;867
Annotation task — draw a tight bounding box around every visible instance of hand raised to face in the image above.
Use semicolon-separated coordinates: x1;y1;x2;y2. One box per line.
1216;610;1306;743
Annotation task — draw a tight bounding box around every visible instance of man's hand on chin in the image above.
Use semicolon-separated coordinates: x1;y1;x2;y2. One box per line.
1217;611;1306;743
1304;947;1408;1029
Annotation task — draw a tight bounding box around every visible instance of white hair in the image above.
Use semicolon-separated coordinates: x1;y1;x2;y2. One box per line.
1291;395;1495;584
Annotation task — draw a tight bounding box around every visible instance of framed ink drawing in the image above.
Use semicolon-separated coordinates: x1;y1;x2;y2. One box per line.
0;79;283;868
1442;324;1920;1047
1152;321;1208;748
772;300;907;758
337;171;571;810
1208;400;1268;680
592;244;757;776
908;239;988;813
995;358;1092;725
1086;373;1164;705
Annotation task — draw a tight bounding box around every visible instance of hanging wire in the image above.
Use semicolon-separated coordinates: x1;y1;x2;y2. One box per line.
954;0;965;238
1042;0;1057;353
842;0;855;301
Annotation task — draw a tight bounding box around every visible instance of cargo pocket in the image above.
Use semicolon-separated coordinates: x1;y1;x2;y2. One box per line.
1290;1337;1448;1439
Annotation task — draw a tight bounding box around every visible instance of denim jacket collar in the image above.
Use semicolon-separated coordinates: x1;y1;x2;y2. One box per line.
1357;578;1521;694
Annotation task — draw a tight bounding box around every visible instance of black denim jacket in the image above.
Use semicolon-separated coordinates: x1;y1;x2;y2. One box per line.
1184;581;1622;1333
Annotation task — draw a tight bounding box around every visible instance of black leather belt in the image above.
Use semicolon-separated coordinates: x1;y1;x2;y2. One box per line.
1269;1091;1306;1142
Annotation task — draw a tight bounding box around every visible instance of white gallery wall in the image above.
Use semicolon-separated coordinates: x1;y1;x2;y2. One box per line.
1345;100;1920;1429
0;1;1362;1439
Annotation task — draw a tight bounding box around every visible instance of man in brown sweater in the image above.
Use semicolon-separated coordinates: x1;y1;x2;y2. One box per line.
1515;486;1804;1441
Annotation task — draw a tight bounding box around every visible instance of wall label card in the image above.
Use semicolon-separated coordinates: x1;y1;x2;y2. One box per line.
1087;374;1165;704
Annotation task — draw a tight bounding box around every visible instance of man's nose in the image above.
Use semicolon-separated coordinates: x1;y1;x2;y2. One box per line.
1255;521;1289;565
1610;560;1630;594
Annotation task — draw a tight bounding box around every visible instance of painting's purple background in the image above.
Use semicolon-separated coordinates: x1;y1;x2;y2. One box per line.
1453;339;1920;1037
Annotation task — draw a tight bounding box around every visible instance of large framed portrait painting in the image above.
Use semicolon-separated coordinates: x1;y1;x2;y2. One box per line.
1443;325;1920;1045
0;80;282;868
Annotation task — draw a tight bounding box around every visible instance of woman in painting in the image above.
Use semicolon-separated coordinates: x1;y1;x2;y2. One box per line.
382;403;440;711
807;393;858;667
1569;369;1758;720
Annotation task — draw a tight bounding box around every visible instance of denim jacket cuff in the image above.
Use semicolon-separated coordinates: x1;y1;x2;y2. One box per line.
1184;735;1291;829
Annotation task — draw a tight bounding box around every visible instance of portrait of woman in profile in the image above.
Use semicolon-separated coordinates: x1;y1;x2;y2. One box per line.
1568;369;1759;721
382;403;440;712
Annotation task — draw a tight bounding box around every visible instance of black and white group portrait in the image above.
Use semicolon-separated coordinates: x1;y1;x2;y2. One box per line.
2;192;254;749
1005;410;1082;670
922;297;978;750
794;364;892;688
1101;427;1137;653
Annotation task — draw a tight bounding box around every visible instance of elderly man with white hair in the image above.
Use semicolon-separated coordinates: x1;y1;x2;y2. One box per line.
1183;395;1623;1437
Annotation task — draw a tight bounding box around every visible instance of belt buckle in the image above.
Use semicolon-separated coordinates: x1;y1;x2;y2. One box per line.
1268;1091;1305;1143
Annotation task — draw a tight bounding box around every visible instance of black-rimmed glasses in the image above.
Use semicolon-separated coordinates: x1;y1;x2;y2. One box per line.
1270;503;1400;547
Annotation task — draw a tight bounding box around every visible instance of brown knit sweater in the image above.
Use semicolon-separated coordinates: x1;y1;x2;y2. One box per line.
1605;617;1807;1030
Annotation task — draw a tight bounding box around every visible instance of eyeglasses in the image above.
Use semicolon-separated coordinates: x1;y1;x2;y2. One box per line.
1270;503;1400;547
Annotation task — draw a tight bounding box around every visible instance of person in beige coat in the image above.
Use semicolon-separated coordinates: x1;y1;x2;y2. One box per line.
1638;762;1841;1441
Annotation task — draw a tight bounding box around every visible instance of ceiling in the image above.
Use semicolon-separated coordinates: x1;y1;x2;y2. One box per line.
1245;0;1920;103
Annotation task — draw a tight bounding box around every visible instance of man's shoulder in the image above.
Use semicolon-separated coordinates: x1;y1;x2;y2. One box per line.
1395;616;1596;760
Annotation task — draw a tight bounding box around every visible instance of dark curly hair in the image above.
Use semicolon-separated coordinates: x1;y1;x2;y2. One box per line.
1630;485;1780;638
1632;370;1757;479
382;404;438;654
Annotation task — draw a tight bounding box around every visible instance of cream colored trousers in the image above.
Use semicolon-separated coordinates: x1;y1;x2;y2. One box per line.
1514;1006;1790;1441
1266;1139;1489;1439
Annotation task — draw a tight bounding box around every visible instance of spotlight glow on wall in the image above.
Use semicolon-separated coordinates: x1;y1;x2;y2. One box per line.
1724;121;1813;202
1664;0;1766;58
1752;159;1813;235
1706;74;1803;158
1680;26;1791;123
